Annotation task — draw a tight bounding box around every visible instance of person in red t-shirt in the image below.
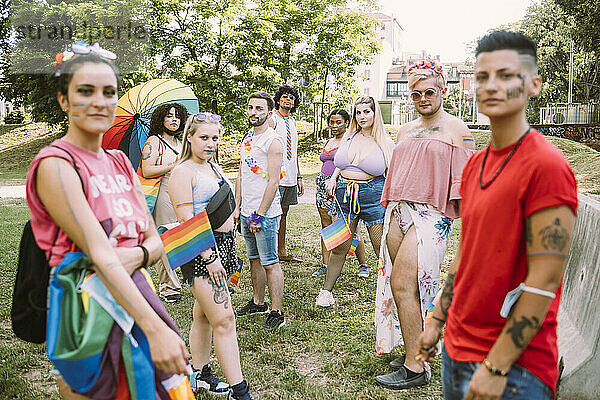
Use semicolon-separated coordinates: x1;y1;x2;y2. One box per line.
416;31;577;400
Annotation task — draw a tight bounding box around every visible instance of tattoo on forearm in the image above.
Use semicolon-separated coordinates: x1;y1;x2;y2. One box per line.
142;144;152;160
539;218;569;252
506;315;540;349
210;280;229;309
440;273;456;318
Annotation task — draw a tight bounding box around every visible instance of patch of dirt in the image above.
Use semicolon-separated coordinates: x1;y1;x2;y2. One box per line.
294;352;330;386
24;367;59;397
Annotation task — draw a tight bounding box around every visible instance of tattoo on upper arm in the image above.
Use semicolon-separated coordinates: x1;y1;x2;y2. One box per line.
539;218;569;252
210;280;229;309
142;144;152;160
506;315;540;349
527;251;569;259
440;273;456;317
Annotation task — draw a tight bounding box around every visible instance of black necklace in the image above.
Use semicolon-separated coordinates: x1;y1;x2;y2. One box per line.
479;127;531;189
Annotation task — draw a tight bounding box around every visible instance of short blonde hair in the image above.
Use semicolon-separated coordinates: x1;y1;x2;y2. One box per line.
408;67;446;91
179;113;222;163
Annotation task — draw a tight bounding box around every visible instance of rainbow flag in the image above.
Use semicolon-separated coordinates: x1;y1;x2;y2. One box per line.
347;234;360;256
160;211;216;270
320;217;352;251
136;167;163;214
425;288;443;324
462;134;475;144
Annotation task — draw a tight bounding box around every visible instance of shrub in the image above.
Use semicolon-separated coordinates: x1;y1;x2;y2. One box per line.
4;110;25;124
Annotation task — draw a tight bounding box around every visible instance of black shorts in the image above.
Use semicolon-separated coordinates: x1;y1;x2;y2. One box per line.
279;185;298;206
181;230;238;285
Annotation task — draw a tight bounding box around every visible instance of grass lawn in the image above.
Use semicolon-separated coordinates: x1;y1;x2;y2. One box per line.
0;125;598;399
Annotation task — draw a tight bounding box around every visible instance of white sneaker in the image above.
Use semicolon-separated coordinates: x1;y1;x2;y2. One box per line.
315;289;335;307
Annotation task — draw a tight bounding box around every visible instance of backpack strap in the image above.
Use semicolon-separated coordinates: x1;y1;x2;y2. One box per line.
156;135;179;155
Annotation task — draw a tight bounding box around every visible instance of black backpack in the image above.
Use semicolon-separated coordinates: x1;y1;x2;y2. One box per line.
10;145;83;343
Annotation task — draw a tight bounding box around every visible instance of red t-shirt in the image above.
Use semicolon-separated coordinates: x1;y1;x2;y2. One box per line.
26;139;149;266
444;130;577;393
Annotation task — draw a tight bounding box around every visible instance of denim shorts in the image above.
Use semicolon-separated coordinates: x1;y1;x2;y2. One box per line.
332;175;385;227
240;215;281;266
441;345;553;400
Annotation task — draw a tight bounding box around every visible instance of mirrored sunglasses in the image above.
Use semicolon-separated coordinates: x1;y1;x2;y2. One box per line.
195;112;221;121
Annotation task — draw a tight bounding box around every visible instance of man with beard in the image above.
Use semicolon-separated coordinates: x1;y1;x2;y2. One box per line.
374;61;475;389
271;85;304;262
234;92;286;329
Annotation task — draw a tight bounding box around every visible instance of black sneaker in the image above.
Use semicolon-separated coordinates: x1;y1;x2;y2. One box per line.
189;369;230;396
160;293;182;303
263;310;286;329
236;299;269;316
375;366;429;390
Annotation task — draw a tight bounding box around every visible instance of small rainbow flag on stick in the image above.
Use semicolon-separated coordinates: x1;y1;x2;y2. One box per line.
160;211;216;270
347;234;360;256
320;217;352;251
229;258;243;286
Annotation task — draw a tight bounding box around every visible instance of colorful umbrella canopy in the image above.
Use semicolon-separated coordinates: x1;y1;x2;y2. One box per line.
102;79;199;169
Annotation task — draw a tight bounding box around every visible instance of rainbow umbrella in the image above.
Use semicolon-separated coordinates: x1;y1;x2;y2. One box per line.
102;79;199;169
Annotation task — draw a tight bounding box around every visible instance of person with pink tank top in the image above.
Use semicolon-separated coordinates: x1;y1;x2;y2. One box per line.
26;44;189;399
374;60;475;391
312;108;368;278
315;96;395;308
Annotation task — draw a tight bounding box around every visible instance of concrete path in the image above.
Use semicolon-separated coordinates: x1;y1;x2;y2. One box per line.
0;185;25;198
0;184;317;204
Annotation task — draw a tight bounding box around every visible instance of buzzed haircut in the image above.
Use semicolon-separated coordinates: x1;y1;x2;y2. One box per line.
248;91;275;111
476;30;537;61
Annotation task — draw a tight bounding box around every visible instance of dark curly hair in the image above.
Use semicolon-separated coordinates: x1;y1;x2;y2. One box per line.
149;103;188;140
274;85;300;113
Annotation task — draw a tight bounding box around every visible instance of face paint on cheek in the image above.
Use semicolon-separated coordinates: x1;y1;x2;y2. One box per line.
506;75;525;100
71;103;85;108
71;113;81;118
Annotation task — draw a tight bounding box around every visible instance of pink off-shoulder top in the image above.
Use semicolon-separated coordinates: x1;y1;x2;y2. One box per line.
381;138;475;219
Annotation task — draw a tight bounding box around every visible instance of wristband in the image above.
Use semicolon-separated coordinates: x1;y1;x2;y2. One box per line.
136;244;149;268
248;211;266;230
431;315;446;324
297;176;303;180
200;249;219;266
483;358;508;377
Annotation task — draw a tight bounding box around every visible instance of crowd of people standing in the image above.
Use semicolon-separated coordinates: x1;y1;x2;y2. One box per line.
23;29;578;400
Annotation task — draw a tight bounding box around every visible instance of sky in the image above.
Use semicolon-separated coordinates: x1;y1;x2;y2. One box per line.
378;0;534;62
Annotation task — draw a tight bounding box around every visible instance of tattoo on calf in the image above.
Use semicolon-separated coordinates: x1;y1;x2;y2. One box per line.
506;315;540;349
440;273;456;317
539;218;569;252
142;144;152;160
210;281;229;309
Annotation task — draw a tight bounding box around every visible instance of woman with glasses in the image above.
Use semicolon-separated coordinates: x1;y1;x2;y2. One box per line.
312;108;369;278
141;103;188;303
315;97;395;307
373;61;475;390
169;113;253;400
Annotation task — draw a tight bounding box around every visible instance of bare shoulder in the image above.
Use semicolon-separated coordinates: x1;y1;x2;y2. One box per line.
170;162;192;181
446;116;474;149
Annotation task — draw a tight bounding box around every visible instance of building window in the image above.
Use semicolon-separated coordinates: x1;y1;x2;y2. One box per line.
386;82;409;97
364;69;370;79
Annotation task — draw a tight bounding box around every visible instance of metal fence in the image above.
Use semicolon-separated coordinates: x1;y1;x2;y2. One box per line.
539;102;600;124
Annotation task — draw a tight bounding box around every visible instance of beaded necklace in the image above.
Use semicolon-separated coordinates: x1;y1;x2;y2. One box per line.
242;132;286;179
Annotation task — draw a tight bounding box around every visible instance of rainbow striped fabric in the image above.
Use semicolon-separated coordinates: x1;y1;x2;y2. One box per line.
229;258;243;286
320;217;352;251
160;211;216;270
136;166;163;213
347;234;360;256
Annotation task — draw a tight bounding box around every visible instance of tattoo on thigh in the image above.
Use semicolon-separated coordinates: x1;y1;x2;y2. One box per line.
539;218;569;252
142;144;152;160
440;273;456;318
506;75;525;100
506;315;540;349
211;281;229;309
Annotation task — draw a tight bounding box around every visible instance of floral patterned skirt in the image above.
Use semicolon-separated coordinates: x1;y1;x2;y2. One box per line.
375;201;453;354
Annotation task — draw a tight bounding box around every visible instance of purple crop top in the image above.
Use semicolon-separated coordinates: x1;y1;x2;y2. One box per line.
334;132;386;177
319;140;338;176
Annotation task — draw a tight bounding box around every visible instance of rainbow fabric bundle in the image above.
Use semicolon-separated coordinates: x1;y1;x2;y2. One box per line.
347;234;360;256
136;166;163;214
320;216;352;251
160;211;217;270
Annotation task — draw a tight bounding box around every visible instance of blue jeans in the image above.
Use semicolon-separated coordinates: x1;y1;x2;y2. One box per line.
442;346;553;400
332;175;385;227
240;215;281;266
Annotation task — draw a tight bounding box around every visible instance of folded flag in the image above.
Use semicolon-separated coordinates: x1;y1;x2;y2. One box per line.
162;367;195;400
347;234;360;256
320;216;352;251
229;257;243;286
425;288;443;323
161;211;216;270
